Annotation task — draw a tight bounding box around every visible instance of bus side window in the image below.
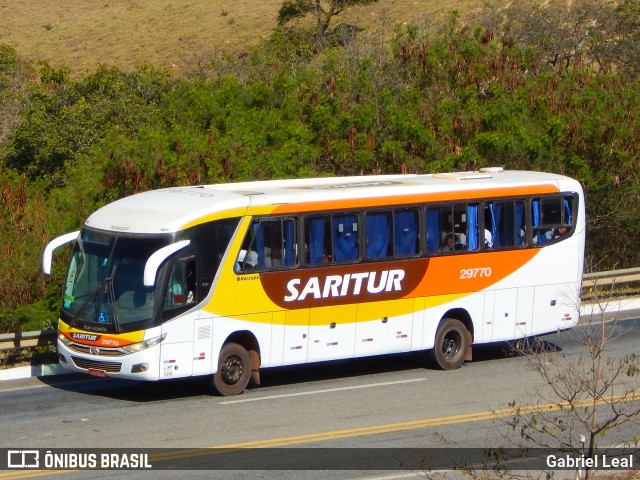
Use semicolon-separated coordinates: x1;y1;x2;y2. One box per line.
532;198;551;245
258;217;297;269
305;216;332;264
304;213;360;264
533;196;574;245
280;218;298;267
365;209;420;259
426;204;474;253
426;209;440;253
236;217;298;272
164;259;197;311
365;211;392;260
236;222;258;272
553;195;575;240
394;209;419;256
426;205;456;253
465;204;479;251
333;214;359;262
485;200;526;248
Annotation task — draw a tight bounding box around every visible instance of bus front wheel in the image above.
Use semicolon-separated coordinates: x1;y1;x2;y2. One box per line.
212;343;251;396
431;318;468;370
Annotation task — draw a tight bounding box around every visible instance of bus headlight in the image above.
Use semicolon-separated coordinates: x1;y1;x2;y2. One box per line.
121;334;167;354
58;333;71;345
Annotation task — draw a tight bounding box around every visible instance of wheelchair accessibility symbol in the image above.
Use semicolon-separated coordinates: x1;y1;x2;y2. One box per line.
98;312;108;323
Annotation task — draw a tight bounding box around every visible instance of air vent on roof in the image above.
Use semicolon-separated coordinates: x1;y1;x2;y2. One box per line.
479;167;504;173
433;172;492;181
233;191;265;196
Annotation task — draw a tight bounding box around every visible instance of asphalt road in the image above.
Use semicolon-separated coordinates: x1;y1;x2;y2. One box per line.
1;315;639;479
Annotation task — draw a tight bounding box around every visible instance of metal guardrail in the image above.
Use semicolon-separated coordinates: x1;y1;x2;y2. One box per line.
582;267;640;288
1;268;639;353
0;329;56;352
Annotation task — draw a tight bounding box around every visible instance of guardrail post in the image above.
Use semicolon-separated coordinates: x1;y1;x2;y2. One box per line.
0;329;57;352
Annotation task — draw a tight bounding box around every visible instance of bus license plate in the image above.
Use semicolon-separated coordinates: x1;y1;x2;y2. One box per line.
88;368;107;378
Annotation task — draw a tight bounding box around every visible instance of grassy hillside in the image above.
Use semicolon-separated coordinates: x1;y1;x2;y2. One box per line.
1;0;493;75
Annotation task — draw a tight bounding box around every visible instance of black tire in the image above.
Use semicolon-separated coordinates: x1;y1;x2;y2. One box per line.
431;318;468;370
212;343;251;396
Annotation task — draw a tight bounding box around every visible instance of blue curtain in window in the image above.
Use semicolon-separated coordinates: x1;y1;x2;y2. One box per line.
564;198;572;224
532;199;546;245
253;222;265;268
467;205;478;251
426;209;440;253
333;215;358;261
395;211;417;256
366;213;390;259
309;218;325;263
489;204;500;247
283;220;295;266
515;202;524;245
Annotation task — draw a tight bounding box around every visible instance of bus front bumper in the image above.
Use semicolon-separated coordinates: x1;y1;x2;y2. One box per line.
57;340;161;381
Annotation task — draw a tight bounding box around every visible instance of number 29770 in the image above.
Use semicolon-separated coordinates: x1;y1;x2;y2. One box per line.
460;267;492;279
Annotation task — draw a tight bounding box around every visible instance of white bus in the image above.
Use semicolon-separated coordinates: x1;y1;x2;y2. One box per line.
43;168;585;395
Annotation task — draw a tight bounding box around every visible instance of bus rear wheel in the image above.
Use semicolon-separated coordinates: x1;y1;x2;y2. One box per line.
212;343;251;396
431;318;468;370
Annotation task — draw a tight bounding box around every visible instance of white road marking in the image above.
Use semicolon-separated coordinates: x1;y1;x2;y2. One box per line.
353;474;429;480
0;378;104;393
0;383;49;393
219;378;427;404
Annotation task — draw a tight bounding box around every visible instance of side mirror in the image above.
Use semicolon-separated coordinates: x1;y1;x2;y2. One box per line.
143;240;190;287
43;231;80;274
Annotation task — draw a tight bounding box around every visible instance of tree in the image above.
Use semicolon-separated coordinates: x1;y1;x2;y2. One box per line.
0;43;33;146
276;0;378;48
479;0;640;77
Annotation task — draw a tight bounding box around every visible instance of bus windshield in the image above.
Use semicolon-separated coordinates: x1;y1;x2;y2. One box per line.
61;230;171;332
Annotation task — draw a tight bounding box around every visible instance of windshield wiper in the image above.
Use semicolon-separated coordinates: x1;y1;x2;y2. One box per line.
105;266;121;334
70;287;100;327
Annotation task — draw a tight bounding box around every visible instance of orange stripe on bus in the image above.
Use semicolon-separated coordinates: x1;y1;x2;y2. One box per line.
59;320;144;346
205;248;540;325
412;249;540;297
272;185;559;214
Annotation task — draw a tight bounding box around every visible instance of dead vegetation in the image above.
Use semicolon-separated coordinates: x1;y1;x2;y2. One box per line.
1;0;498;75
